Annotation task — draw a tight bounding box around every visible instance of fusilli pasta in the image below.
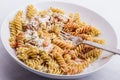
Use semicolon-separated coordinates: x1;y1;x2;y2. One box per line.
9;5;105;75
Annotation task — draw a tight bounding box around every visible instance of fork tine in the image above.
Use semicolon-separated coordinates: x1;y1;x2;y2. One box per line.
60;31;74;39
60;31;83;44
60;32;69;40
60;31;71;36
60;31;75;41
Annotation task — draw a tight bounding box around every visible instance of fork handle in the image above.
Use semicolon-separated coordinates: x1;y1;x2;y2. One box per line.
82;40;120;55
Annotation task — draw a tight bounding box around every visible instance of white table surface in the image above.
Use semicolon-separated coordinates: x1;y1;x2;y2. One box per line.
0;0;120;80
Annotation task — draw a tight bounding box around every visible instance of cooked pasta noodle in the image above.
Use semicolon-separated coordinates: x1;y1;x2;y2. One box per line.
9;21;16;37
9;5;105;75
52;39;73;49
16;31;24;47
50;7;64;14
9;11;24;48
53;52;68;72
27;4;38;19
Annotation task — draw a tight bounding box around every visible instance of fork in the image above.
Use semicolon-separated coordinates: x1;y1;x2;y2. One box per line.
60;31;120;55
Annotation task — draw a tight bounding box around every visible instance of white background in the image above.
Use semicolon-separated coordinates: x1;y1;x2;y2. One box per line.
0;0;120;80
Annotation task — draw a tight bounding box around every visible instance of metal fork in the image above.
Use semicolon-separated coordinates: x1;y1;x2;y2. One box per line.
60;31;120;55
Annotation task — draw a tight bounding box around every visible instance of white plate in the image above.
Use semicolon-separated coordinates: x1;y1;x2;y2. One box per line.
1;1;118;79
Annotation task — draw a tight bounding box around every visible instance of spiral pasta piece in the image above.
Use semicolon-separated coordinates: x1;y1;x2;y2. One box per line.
76;25;92;34
39;50;52;65
47;60;63;74
67;63;83;75
63;49;78;59
15;10;23;18
53;52;68;72
9;21;16;37
50;7;64;14
15;19;22;32
16;47;28;54
17;46;39;60
81;45;95;53
65;19;79;29
16;31;24;47
69;13;81;23
52;39;73;49
53;45;64;54
17;52;28;61
25;58;43;69
91;38;105;44
51;24;61;35
78;34;91;40
76;25;100;36
63;54;71;63
80;48;102;59
9;36;17;48
9;21;17;48
76;44;85;53
27;4;38;19
90;27;101;36
39;10;48;16
14;10;23;32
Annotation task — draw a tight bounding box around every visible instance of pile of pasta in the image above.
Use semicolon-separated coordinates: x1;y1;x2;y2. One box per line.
9;4;105;75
